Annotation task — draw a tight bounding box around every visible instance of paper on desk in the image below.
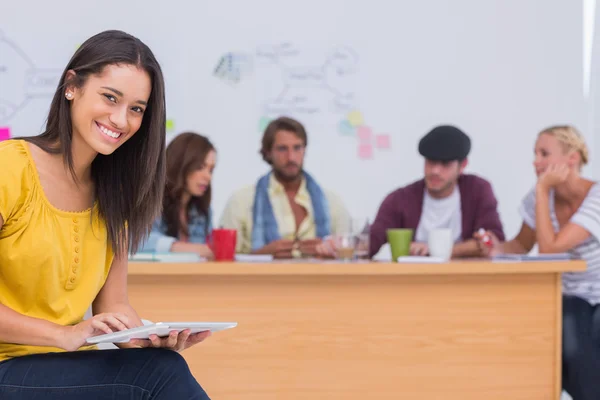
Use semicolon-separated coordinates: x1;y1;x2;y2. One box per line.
397;256;446;263
129;252;205;262
492;253;574;262
235;254;274;262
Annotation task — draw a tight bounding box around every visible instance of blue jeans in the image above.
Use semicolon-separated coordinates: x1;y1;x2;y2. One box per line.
562;295;600;400
0;348;210;399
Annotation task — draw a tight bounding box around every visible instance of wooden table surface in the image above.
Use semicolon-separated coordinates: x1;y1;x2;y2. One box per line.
128;259;585;400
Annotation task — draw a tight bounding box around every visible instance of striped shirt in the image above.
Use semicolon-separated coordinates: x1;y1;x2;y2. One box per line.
519;183;600;305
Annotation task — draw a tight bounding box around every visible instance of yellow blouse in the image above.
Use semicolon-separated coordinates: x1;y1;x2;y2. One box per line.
0;140;113;361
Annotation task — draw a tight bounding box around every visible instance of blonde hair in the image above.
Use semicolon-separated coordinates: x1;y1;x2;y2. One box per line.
539;125;589;166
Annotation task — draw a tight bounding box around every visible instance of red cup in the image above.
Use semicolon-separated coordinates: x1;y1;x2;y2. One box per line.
209;229;237;261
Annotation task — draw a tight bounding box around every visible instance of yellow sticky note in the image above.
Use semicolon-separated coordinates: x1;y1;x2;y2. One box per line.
166;119;175;132
347;110;364;127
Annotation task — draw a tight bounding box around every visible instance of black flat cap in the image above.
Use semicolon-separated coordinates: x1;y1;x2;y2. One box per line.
418;125;471;161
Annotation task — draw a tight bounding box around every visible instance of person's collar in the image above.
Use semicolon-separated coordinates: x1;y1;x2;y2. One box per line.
268;173;306;194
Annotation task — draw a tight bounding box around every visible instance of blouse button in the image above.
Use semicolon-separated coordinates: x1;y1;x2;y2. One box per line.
74;236;79;243
72;218;78;224
74;247;79;253
74;257;79;263
70;277;75;283
73;226;79;233
72;266;77;273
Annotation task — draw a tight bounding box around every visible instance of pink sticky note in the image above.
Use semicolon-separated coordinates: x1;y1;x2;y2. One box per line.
358;143;373;159
375;134;391;149
0;127;11;142
357;125;372;143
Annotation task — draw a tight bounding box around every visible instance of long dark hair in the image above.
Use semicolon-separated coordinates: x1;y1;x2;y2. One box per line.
163;132;215;238
23;30;166;255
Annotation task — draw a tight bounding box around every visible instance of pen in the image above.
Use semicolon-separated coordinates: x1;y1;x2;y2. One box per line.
478;228;493;248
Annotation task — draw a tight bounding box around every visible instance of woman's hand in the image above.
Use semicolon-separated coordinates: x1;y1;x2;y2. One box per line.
59;312;133;352
196;244;214;260
537;164;569;190
473;229;501;258
171;242;214;260
125;329;211;352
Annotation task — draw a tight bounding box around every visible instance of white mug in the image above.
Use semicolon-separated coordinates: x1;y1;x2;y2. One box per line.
428;229;453;260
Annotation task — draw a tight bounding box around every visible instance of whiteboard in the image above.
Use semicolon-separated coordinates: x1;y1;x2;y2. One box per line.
1;0;590;238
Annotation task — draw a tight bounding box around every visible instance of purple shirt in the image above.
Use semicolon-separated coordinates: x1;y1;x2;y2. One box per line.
369;174;505;257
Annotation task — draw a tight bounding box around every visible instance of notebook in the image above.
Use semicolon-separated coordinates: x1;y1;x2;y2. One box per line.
492;253;575;262
128;252;205;262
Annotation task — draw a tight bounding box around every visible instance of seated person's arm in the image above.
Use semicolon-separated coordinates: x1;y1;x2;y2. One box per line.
499;222;537;254
535;185;594;253
0;216;131;352
170;213;214;259
92;248;143;327
454;180;505;258
451;240;481;258
369;193;399;258
475;218;543;257
170;241;213;258
139;218;213;259
93;244;211;351
0;215;64;348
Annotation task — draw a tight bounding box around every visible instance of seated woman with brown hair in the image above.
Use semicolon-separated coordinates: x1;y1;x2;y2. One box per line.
139;132;216;260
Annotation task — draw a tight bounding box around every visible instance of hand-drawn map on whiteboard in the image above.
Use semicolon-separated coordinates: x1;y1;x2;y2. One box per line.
213;42;391;160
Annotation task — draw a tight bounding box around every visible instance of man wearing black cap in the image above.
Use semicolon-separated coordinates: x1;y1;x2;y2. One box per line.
369;125;505;258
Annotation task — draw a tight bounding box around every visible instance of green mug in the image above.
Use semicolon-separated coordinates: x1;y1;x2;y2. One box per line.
386;229;413;261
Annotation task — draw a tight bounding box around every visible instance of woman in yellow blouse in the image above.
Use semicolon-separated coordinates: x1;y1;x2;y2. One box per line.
0;30;211;399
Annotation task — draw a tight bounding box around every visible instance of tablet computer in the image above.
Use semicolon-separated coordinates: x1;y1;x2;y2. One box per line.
85;321;237;344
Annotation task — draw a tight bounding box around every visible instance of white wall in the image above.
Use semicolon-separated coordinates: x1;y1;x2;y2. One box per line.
0;1;590;239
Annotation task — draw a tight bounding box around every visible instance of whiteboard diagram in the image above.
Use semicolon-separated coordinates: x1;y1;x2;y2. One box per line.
0;29;61;124
213;42;391;159
214;42;358;115
254;42;359;116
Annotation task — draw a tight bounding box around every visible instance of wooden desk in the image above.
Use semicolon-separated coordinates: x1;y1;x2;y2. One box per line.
127;260;584;400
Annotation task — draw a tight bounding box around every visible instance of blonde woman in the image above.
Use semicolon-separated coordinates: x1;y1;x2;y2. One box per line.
475;126;599;400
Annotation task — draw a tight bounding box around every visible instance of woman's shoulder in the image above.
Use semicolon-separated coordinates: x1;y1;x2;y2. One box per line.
0;140;36;223
587;181;600;195
582;181;600;205
0;140;32;181
519;184;538;206
0;139;29;165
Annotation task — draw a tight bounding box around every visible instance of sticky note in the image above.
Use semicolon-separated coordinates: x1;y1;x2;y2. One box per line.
357;126;372;142
338;119;355;136
166;119;175;132
258;116;271;132
358;143;373;160
0;127;11;141
347;110;364;127
375;134;391;149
